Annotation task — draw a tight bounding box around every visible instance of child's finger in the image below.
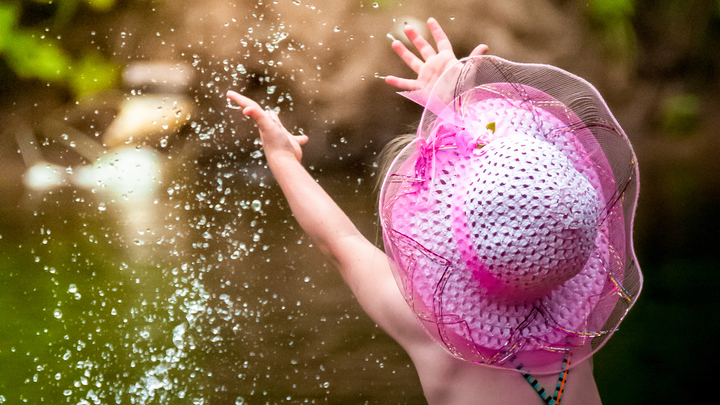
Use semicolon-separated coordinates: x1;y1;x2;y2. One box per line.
227;91;267;121
391;40;423;73
227;90;258;109
226;90;279;132
385;75;419;91
469;44;489;57
427;18;453;54
404;24;436;61
227;91;266;120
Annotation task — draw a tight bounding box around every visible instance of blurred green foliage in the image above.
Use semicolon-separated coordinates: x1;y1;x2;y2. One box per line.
0;0;119;98
662;93;700;136
588;0;637;59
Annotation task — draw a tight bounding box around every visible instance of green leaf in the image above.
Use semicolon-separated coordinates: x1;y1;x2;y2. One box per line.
5;31;71;81
0;2;19;52
85;0;116;12
51;0;81;29
69;51;119;98
588;0;637;59
662;93;700;137
589;0;635;20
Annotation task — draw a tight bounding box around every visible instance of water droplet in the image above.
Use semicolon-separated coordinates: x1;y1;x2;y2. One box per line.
372;2;379;8
54;309;63;319
250;200;262;212
173;323;186;349
68;284;77;294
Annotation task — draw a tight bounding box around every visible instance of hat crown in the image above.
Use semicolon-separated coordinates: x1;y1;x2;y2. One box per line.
461;134;600;299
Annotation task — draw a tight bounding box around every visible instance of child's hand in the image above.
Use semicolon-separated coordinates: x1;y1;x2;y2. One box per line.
385;17;488;92
226;90;308;163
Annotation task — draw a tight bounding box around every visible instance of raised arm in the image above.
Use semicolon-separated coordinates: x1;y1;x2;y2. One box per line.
385;17;488;93
226;91;428;346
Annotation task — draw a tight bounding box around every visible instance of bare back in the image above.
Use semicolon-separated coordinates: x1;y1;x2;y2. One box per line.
406;340;602;405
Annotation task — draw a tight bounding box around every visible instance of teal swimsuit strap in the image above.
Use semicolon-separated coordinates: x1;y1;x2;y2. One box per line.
515;352;571;405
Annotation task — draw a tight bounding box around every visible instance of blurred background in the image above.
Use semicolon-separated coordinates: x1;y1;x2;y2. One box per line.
1;0;718;403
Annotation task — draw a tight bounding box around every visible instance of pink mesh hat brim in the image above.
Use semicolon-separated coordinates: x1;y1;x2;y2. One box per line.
379;56;642;375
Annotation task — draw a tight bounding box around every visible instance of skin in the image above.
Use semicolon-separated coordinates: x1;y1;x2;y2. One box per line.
227;18;602;405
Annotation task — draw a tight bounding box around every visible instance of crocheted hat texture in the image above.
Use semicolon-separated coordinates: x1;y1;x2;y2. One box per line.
379;56;642;374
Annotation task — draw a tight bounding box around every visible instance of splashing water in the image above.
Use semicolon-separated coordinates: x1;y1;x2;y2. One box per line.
2;1;426;404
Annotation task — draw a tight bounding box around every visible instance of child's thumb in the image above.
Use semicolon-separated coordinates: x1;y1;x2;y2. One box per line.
294;135;309;146
469;44;489;57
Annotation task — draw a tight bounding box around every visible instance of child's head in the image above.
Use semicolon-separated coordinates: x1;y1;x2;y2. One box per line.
379;56;642;375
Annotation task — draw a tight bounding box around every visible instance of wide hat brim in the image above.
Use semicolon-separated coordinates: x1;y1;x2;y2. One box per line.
379;56;642;374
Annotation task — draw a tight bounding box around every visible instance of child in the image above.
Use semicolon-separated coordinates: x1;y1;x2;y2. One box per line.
227;18;641;405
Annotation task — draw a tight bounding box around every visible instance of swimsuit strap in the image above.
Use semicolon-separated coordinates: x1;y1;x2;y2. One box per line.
516;353;571;405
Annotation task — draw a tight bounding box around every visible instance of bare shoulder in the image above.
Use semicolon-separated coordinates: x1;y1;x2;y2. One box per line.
404;341;603;405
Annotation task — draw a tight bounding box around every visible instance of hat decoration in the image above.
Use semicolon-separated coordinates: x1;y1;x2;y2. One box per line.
379;56;642;374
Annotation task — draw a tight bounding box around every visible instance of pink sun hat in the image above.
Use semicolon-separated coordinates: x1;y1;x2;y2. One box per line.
379;55;642;375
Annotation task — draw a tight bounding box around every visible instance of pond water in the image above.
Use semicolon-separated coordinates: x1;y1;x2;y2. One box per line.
0;157;425;404
0;1;436;403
